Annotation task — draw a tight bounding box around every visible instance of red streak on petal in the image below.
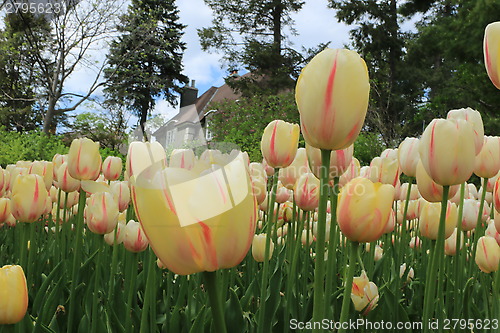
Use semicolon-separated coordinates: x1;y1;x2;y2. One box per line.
269;121;278;164
180;154;185;169
324;51;338;113
214;175;228;204
188;240;201;261
429;122;437;180
199;222;218;269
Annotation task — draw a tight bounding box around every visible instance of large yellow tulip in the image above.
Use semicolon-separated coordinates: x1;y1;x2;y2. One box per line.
67;138;102;181
484;22;500;89
11;174;48;223
260;120;300;169
295;48;369;150
0;265;28;324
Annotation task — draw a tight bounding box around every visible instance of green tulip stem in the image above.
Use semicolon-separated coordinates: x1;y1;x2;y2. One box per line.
125;252;138;332
140;249;155;333
469;177;488;273
203;270;227;333
324;177;339;317
338;241;359;333
54;188;62;263
27;221;36;285
312;148;331;332
257;169;278;333
398;179;413;265
422;185;449;333
453;182;466;318
107;225;119;302
91;235;103;333
494;270;500;327
66;188;87;333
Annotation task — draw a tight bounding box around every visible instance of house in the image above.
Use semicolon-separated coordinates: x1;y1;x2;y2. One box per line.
152;76;241;150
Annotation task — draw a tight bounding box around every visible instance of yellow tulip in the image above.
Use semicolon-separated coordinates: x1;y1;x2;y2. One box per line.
416;160;459;202
474;136;500;179
447;108;484;155
337;177;395;243
339;157;360;187
252;234;274;262
67;138;102;180
475;236;500;273
28;161;53;191
294;172;320;212
131;149;257;275
260;120;300;169
350;271;379;316
85;192;119;235
0;198;11;224
369;156;401;187
52;153;66;180
279;148;310;190
110;181;131;212
419;200;458;240
102;156;123;181
56;162;81;193
295;48;370;150
0;265;28;324
444;228;463;256
419;118;476;186
398;137;420;177
484;21;500;89
11;174;49;223
126;141;166;181
306;143;353;180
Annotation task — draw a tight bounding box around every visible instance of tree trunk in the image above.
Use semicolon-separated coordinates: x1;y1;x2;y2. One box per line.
43;95;57;134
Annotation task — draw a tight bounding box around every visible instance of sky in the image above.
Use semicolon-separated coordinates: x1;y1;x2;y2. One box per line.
61;0;353;123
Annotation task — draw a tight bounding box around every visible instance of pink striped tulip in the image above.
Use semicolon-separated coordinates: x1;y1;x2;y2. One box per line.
416;160;459;202
475;236;500;273
278;148;310;190
419;118;476;186
85;192;119;235
444;228;463;256
28;161;53;191
495;177;500;213
11;174;48;223
351;271;379;315
337;177;395;243
339;158;360;187
447;108;484;155
131;150;257;275
56;162;81;193
474;136;500;179
484;22;500;89
306;143;353;180
369;156;401;187
67;138;102;181
260;120;300;168
398;137;420;177
294;172;320;211
0;265;28;324
110;181;130;212
296;48;370;150
102;156;123;181
0;198;11;223
123;220;149;253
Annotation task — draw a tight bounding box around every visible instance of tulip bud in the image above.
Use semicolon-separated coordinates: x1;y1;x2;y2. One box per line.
52;153;66;180
110;181;131;212
484;22;500;89
485;220;500;246
294;173;320;211
369;156;401;187
260;120;300;168
67;138;102;180
0;198;11;224
104;223;125;246
398;138;420;177
461;199;480;231
337;177;395;243
0;265;28;324
373;245;383;261
351;271;379;316
11;174;49;223
296;48;370;150
419;118;476;186
444;228;463;256
123;220;148;253
301;229;314;246
475;236;500;273
416;158;460;203
102;156;123;181
474;136;500;179
169;149;195;170
419;200;458;240
252;234;274;262
339;158;360;187
28;161;53;191
56;162;81;193
447;108;484;155
85;192;119;235
279;148;310;189
399;263;414;281
306;143;354;182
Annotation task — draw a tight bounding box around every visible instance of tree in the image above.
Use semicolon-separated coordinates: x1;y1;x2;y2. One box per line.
104;0;188;140
328;0;423;146
0;13;51;131
199;0;318;96
5;0;126;133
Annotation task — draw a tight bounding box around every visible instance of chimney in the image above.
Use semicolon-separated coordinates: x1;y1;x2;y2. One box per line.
180;80;198;108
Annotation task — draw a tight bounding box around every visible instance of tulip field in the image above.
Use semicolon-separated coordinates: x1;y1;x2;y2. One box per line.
1;23;500;333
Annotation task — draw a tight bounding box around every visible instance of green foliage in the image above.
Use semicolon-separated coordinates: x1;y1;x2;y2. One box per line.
208;91;301;162
353;131;387;166
0;127;68;166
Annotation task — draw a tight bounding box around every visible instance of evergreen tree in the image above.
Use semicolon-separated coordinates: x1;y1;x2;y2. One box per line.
104;0;188;140
199;0;318;96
